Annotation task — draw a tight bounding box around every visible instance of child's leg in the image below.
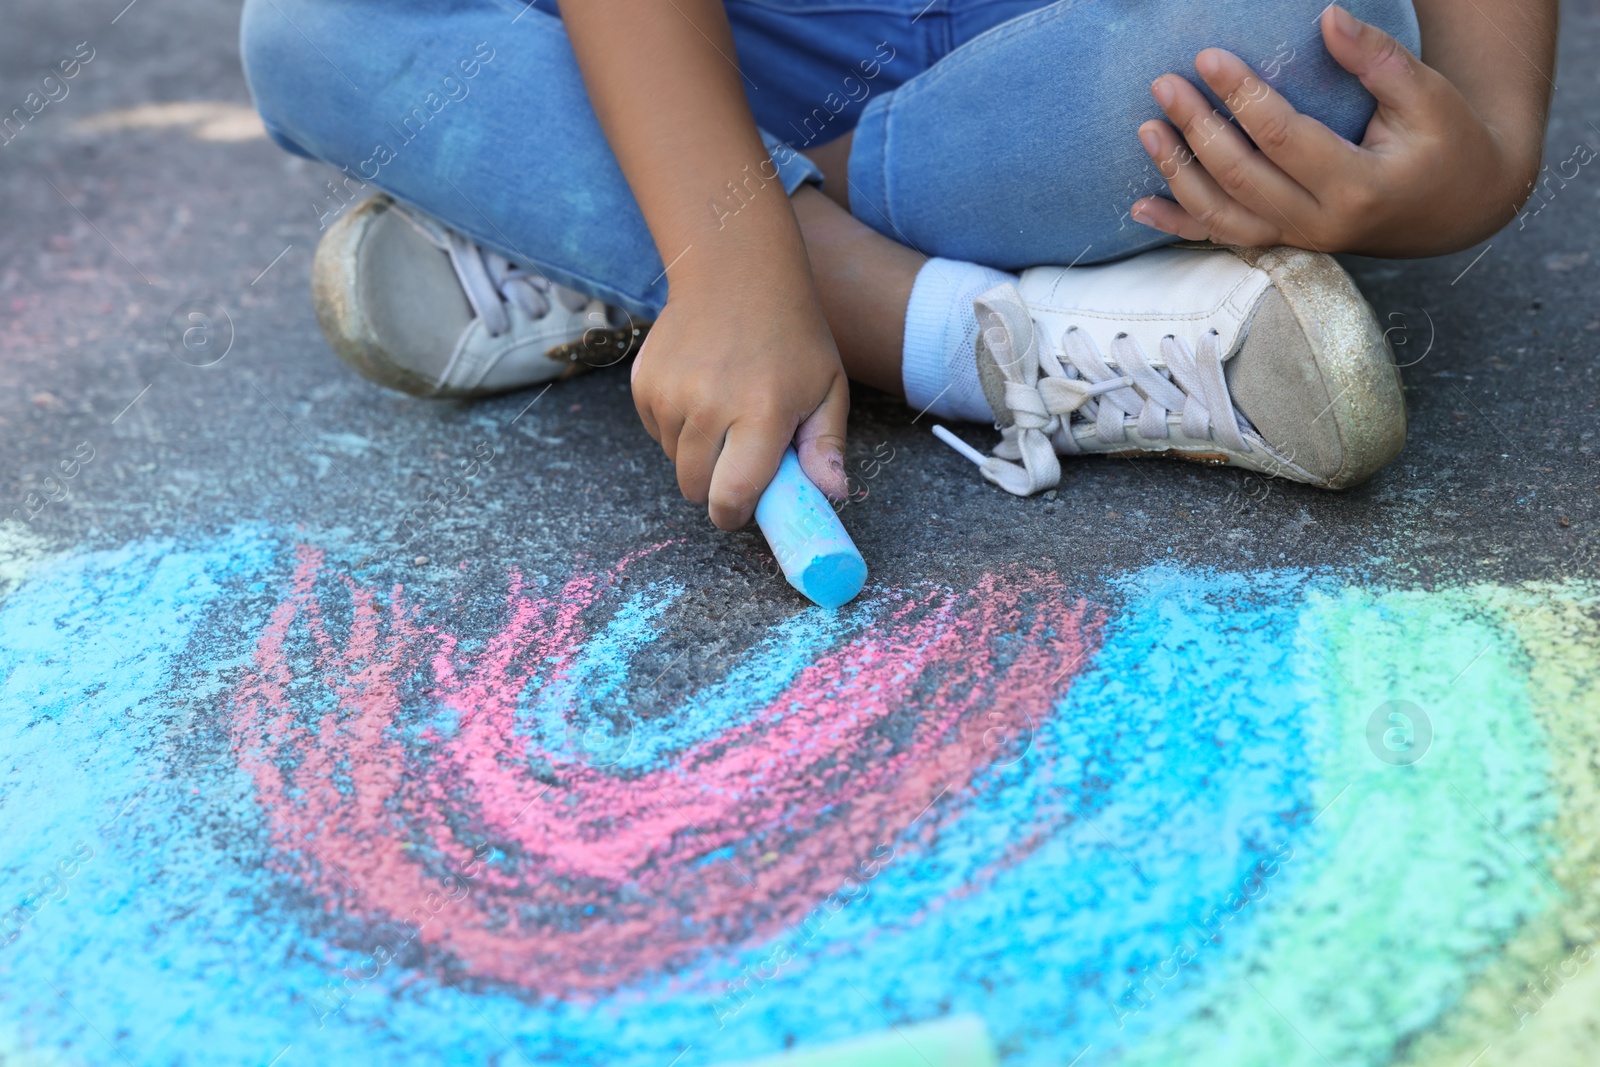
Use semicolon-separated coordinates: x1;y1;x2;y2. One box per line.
790;185;924;396
780;0;1423;417
844;0;1422;270
241;0;1414;442
239;0;822;322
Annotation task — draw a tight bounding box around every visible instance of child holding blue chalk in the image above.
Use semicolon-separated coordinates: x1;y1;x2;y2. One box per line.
244;0;1556;519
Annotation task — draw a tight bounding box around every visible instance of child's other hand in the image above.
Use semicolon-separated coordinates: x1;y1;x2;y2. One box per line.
630;261;849;531
1132;4;1524;257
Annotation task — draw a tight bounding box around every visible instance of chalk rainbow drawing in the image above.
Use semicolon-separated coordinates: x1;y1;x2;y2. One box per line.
229;544;1098;995
0;525;1596;1067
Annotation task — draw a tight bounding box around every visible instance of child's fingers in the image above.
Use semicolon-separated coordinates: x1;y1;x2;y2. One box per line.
794;374;850;502
1147;75;1317;229
672;415;722;508
1320;5;1434;121
1190;49;1361;193
1136;119;1285;247
643;388;682;460
1129;194;1212;241
709;416;791;530
634;397;663;447
631;334;663;444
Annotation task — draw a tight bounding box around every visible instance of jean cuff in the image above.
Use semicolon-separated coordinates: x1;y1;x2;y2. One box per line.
759;129;824;196
842;91;892;234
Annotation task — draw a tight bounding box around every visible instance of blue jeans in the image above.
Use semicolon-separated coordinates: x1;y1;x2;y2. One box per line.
241;0;1419;321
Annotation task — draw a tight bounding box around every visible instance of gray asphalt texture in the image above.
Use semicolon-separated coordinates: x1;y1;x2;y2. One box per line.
3;0;1597;624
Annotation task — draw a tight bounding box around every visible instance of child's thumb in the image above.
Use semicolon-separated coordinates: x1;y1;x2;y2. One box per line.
795;374;850;502
1321;5;1427;117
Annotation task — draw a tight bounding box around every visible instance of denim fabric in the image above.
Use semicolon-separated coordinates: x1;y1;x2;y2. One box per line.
241;0;1418;318
723;0;1050;146
846;0;1420;269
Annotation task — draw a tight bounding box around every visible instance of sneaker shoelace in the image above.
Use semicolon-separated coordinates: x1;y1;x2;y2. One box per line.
440;227;588;337
935;281;1254;496
393;204;596;387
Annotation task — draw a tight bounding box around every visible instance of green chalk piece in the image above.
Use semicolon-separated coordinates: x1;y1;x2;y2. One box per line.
711;1014;998;1067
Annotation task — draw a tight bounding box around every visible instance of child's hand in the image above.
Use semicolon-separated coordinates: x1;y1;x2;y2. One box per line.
562;0;851;532
1132;4;1525;257
631;259;849;531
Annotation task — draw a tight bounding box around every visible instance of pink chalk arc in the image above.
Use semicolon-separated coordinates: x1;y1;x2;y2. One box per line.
228;545;1102;994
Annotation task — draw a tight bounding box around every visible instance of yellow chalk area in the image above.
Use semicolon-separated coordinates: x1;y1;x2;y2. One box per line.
69;102;264;142
1402;583;1600;1067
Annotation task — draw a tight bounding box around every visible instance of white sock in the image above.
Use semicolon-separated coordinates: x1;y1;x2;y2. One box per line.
900;257;1017;423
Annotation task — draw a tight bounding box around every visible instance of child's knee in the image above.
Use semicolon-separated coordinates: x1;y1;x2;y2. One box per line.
1259;0;1420;145
239;0;332;156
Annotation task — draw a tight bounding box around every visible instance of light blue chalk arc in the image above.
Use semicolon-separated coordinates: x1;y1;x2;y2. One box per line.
754;447;867;609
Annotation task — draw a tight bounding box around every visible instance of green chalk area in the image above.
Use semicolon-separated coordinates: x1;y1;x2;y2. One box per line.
714;1015;998;1067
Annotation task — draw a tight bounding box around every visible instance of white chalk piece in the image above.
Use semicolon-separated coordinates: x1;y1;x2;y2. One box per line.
931;423;988;468
755;446;867;609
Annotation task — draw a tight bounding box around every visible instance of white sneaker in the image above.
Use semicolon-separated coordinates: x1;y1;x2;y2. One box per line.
934;244;1407;495
311;195;646;398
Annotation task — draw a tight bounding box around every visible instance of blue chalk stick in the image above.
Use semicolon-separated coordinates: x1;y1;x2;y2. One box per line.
755;447;867;609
